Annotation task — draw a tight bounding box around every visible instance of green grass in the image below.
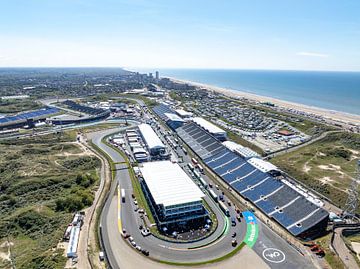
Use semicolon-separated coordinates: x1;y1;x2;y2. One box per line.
75;123;124;133
121;94;159;108
285;118;335;136
158;242;246;266
169;91;187;103
128;163;156;224
271;132;360;211
347;233;360;243
316;234;345;269
0;131;100;268
0;98;42;113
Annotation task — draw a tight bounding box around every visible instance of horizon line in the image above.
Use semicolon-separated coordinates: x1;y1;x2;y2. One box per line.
0;66;359;73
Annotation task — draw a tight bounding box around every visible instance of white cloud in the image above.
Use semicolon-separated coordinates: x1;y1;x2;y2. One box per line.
297;51;329;58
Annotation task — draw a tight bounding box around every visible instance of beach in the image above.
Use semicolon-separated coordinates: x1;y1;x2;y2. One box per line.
168;77;360;126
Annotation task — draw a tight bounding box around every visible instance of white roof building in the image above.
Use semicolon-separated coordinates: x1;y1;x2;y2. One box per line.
222;141;260;158
138;123;165;151
139;161;205;207
175;109;193;118
164;113;185;122
113;138;125;145
192;117;227;140
248;157;279;173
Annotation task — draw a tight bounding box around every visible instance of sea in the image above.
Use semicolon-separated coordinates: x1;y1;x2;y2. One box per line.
134;69;360;116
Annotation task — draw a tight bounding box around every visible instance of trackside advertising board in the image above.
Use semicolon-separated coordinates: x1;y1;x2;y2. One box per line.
243;211;259;248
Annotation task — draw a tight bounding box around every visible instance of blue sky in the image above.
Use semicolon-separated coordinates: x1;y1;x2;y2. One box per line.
0;0;359;70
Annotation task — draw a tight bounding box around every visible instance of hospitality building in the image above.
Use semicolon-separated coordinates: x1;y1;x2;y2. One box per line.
139;161;208;230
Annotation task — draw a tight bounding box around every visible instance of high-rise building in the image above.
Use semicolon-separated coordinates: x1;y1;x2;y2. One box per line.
155;71;159;80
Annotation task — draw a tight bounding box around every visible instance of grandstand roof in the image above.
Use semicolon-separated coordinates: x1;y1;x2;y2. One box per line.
0;107;59;126
164;113;185;122
222;141;260;158
138;123;165;150
176;122;226;159
192;117;226;135
140;161;204;207
152;104;175;121
222;141;243;151
248;157;279;173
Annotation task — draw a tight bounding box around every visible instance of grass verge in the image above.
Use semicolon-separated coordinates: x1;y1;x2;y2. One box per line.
158;242;246;266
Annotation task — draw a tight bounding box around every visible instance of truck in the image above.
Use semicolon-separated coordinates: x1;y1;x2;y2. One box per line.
193;170;201;179
121;188;126;203
196;164;204;173
218;200;230;216
63;225;73;241
191;158;198;165
209;189;218;201
187;163;194;171
198;177;208;189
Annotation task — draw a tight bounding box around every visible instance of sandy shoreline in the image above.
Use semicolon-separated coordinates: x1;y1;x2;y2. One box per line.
168;77;360;126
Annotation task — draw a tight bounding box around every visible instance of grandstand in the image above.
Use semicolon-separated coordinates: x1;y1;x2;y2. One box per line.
62;100;106;115
49;100;110;125
177;122;226;159
177;122;329;239
192;117;227;141
0;107;59;130
152;103;176;121
164;113;185;130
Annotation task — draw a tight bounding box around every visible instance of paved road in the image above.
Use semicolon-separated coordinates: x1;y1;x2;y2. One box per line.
254;222;314;269
333;227;360;269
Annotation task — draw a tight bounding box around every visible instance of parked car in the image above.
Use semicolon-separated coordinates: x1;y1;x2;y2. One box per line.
141;228;151;237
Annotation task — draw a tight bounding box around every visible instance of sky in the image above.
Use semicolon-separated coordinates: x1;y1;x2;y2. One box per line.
0;0;359;71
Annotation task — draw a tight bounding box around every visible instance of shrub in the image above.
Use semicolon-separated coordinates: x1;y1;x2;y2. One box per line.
55;189;93;212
